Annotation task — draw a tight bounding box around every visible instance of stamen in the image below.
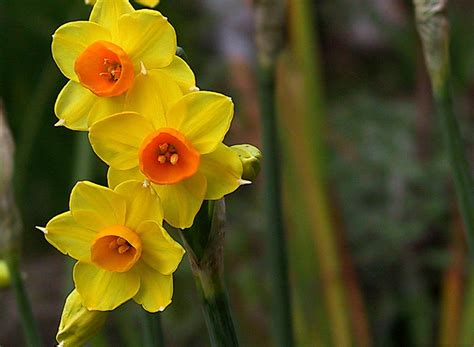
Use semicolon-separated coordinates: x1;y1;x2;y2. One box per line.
116;237;127;246
118;245;130;254
156;142;180;165
158;143;169;154
100;58;122;82
170;153;179;165
109;240;118;249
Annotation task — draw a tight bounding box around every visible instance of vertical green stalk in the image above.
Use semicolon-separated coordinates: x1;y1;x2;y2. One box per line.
414;0;474;249
281;1;355;346
141;312;165;347
254;2;294;346
414;2;474;345
1;106;42;347
179;200;239;347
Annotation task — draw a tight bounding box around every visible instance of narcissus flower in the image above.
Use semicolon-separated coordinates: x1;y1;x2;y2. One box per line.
38;180;185;312
52;0;194;130
89;74;245;228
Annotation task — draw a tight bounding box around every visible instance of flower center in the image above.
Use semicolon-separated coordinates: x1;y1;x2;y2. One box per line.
139;128;200;185
91;225;142;272
74;40;134;97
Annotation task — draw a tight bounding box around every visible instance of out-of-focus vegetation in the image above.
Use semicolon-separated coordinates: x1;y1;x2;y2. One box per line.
2;0;474;346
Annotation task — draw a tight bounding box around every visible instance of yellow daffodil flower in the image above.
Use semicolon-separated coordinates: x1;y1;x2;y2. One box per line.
88;73;245;228
52;0;194;131
86;0;160;8
38;180;185;312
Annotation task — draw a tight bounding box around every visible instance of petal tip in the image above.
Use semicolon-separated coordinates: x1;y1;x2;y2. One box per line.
54;119;66;127
238;179;252;186
36;226;48;234
189;86;199;92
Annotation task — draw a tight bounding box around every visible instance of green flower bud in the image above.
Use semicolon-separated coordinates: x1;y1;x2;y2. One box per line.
56;290;108;347
231;144;262;182
0;261;10;288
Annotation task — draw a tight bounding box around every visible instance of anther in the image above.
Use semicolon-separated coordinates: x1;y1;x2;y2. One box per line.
158;143;169;154
116;238;127;246
169;145;177;153
170;153;179;165
118;245;130;254
109;240;119;249
158;155;167;164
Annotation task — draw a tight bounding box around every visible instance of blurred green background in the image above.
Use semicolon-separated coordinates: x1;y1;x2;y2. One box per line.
2;0;474;346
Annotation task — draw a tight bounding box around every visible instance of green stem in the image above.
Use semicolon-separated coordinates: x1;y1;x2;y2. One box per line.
258;66;294;347
287;2;354;346
433;85;474;248
141;312;165;347
5;254;42;347
179;200;239;347
190;264;238;347
414;0;474;250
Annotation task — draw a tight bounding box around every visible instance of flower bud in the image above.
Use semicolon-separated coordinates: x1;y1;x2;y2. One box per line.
231;144;262;182
0;260;10;288
56;290;108;347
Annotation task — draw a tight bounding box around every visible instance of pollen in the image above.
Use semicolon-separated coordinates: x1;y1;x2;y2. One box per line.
99;58;122;82
156;142;180;165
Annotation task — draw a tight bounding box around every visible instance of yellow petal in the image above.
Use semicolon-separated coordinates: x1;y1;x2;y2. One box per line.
200;144;243;200
70;181;127;231
89;0;134;40
87;94;126;128
43;211;96;262
137;220;185;275
74;262;139;311
166;92;234;154
89;112;154;170
52;21;111;81
125;70;182;129
133;262;173;312
136;0;160;7
114;181;163;229
108;166;145;189
152;172;207;228
54;81;95;131
158;56;196;94
118;10;176;71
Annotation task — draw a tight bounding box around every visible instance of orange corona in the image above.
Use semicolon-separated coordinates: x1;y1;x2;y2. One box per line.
91;225;142;273
139;128;200;185
74;41;134;97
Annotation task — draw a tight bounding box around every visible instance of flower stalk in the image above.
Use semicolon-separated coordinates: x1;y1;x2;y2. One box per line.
414;0;474;250
1;104;42;347
179;200;239;347
254;1;294;346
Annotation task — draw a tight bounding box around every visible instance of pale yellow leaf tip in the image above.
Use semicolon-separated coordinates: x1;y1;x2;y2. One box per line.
36;226;48;235
54;119;66;127
140;61;147;75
